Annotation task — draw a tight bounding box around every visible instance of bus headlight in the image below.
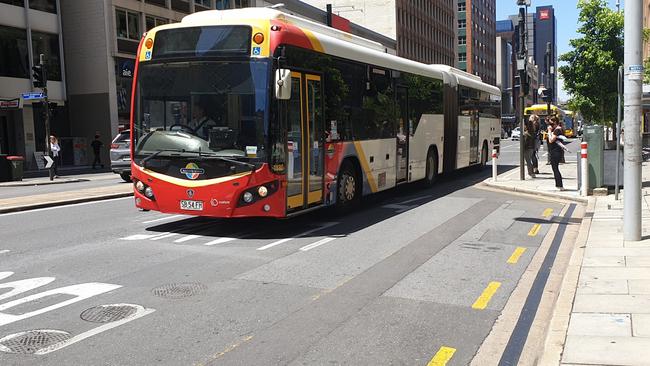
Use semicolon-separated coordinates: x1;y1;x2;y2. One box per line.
258;186;268;197
243;192;254;203
144;186;155;199
135;180;145;192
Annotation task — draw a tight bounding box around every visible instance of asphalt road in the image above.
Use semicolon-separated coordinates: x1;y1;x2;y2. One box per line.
0;167;572;365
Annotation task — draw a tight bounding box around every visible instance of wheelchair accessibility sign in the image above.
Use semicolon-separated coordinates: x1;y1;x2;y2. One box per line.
252;47;261;55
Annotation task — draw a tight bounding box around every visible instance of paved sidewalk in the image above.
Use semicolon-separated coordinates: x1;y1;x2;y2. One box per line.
485;156;650;365
0;172;132;213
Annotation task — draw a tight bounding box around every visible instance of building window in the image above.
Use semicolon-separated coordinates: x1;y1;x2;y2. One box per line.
216;0;249;9
457;2;466;12
459;53;466;62
195;0;211;7
31;31;61;81
146;15;168;31
116;9;141;41
0;0;24;7
145;0;167;8
0;25;29;78
171;0;190;12
458;19;466;29
29;0;56;13
458;36;466;45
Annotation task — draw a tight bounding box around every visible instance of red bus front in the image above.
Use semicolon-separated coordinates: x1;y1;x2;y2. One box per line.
130;25;289;218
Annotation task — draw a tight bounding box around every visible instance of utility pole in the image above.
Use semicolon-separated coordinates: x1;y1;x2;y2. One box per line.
623;0;643;241
545;42;552;117
33;54;53;181
516;0;530;181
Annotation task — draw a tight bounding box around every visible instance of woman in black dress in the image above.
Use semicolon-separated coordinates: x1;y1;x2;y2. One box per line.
546;116;564;190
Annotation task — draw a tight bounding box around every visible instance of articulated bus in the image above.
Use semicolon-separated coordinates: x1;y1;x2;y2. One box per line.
129;8;501;218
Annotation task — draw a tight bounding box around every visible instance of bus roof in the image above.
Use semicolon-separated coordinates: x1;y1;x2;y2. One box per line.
148;8;499;96
524;104;564;115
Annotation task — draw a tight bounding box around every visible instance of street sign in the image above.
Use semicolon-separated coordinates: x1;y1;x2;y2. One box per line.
21;92;45;100
44;155;54;169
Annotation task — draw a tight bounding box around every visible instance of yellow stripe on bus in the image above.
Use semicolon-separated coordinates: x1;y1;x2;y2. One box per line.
352;142;378;193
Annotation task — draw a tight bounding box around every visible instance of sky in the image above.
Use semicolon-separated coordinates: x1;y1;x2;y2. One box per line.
495;0;622;102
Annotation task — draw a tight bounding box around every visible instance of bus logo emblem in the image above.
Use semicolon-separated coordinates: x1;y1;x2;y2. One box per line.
186;189;194;198
180;163;204;180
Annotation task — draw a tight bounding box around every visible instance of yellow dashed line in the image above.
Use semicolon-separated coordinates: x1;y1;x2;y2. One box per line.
427;346;456;366
542;208;554;218
472;282;502;310
507;247;527;264
528;224;541;236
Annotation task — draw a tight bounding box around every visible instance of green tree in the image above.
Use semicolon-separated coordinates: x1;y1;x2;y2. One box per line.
559;0;623;125
644;29;650;84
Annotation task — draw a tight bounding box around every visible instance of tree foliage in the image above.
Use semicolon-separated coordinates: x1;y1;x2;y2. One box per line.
558;0;623;124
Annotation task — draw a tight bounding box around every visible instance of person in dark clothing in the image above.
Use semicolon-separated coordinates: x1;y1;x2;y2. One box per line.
91;134;104;169
523;120;537;178
547;116;564;190
531;115;541;174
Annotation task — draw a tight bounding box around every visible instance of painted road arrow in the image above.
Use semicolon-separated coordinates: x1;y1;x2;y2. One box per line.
44;155;54;169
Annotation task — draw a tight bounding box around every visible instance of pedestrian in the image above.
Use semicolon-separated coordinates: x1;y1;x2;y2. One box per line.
531;115;541;174
547;116;564;191
49;135;60;177
523;120;536;178
91;134;104;169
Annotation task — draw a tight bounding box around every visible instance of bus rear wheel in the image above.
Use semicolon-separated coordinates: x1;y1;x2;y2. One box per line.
337;161;360;210
423;149;438;187
480;143;489;168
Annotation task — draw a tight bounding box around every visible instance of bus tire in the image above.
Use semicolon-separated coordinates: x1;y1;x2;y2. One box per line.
120;172;132;182
336;160;360;211
423;148;438;187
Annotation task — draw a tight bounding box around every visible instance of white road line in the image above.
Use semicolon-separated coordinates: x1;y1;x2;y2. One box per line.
0;250;9;255
174;234;201;243
0;197;132;216
257;222;338;251
142;214;185;224
204;237;238;246
299;237;337;251
34;304;155;355
121;232;170;241
150;233;178;241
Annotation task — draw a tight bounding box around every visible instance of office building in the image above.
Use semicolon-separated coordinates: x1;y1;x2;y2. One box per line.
0;0;65;169
534;5;556;103
496;20;514;118
301;0;457;66
457;0;496;85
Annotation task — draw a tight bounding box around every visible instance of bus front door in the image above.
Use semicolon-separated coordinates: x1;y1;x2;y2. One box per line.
286;72;324;212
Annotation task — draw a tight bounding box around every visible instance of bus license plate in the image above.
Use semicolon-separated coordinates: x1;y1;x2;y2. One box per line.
180;200;203;211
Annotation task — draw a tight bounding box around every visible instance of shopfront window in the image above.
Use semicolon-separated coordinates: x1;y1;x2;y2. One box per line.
31;31;61;81
115;57;135;128
0;0;24;7
0;25;29;78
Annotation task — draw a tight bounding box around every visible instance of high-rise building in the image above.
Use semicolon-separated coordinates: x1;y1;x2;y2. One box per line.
0;0;65;169
301;0;457;66
457;0;496;85
534;5;556;103
496;20;514;118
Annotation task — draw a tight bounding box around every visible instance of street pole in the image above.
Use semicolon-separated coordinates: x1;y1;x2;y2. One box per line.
517;5;528;181
623;0;643;241
40;54;53;181
546;42;552;117
615;66;622;200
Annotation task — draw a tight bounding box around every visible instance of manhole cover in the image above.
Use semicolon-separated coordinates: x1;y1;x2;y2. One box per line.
80;304;141;323
0;330;70;354
152;282;207;299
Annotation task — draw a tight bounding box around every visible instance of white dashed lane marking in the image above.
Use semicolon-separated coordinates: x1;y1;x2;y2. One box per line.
256;222;339;251
0;250;9;255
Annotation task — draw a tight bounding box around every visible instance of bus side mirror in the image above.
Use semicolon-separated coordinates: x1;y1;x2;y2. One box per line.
275;69;291;100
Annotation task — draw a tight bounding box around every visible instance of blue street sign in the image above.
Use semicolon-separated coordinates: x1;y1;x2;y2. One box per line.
21;92;44;100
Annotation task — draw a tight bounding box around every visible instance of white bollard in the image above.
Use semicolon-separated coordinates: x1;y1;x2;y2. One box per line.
581;142;589;196
492;148;498;182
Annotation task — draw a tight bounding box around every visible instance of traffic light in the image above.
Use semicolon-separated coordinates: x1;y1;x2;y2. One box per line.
32;65;47;88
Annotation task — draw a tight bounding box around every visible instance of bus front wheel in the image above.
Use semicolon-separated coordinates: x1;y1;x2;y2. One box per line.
337;161;360;210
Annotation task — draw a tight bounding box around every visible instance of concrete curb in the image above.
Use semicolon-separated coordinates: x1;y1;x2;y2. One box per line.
0;178;89;187
0;191;133;214
482;179;589;204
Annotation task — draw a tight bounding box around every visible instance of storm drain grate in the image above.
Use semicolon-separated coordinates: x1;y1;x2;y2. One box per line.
152;282;207;299
80;304;140;323
0;330;70;354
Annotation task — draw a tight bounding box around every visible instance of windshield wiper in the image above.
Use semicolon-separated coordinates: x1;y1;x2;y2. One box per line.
196;152;256;171
140;148;186;168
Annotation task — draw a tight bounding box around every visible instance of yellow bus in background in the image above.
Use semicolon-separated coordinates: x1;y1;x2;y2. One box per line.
524;104;568;140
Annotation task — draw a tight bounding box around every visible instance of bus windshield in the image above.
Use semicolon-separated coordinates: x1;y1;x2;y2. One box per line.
133;60;269;163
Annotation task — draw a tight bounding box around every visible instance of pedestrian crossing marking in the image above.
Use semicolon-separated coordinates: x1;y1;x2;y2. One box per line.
427;346;456;366
528;224;542;236
507;247;527;264
472;281;501;310
299;237;336;251
174;235;201;243
257;222;338;251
